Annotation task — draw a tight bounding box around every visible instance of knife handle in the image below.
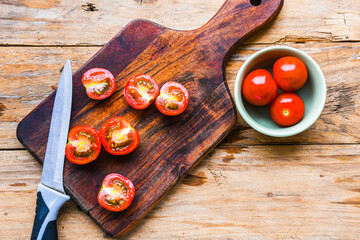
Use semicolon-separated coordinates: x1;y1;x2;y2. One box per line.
30;183;70;240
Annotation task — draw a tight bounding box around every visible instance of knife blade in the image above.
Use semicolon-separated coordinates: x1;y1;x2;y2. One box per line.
30;59;72;240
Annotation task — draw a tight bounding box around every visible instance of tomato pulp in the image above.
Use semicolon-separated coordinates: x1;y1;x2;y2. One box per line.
99;117;139;155
273;56;308;92
155;82;189;116
241;69;278;106
82;68;116;100
65;125;101;165
270;93;305;126
97;173;135;212
124;74;159;109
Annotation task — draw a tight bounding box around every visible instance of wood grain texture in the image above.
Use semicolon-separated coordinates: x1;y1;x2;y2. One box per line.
224;43;360;145
2;0;360;239
16;0;283;237
2;145;360;239
0;0;359;45
1;42;359;149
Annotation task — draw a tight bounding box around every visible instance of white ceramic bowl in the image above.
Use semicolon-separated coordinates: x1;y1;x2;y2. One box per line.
234;46;327;137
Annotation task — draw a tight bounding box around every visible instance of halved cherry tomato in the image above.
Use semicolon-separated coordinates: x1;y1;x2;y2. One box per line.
270;93;305;126
97;173;135;212
155;82;189;116
65;125;101;165
242;69;278;106
99;117;139;155
273;56;308;92
82;68;116;100
124;74;159;109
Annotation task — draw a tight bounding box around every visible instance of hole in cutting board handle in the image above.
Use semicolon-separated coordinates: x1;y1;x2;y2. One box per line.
250;0;262;6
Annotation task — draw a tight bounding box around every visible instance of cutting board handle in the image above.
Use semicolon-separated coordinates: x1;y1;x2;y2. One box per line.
198;0;283;58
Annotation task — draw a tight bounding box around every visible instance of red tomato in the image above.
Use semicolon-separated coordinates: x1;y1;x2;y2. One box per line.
82;68;116;100
273;56;308;92
241;69;278;106
155;82;189;116
124;74;159;109
97;173;135;212
65;125;101;165
270;93;305;126
99;117;139;155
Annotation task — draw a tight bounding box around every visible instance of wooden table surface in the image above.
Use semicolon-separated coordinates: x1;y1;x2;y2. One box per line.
1;0;360;239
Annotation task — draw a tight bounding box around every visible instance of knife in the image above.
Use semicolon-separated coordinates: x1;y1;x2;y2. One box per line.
30;60;72;240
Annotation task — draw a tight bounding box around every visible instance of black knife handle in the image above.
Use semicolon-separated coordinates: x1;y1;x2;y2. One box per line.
30;183;70;240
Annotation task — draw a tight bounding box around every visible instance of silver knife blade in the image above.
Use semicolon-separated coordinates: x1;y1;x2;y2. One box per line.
41;59;72;194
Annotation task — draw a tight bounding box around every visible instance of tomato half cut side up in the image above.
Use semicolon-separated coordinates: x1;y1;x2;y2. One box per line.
82;68;116;100
124;74;159;109
97;173;135;212
155;82;189;116
99;117;140;155
65;125;101;165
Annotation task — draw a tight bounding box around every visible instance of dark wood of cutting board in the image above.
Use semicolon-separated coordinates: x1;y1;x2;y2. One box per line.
17;0;283;237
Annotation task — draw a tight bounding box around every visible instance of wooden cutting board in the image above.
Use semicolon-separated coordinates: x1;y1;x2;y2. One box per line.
17;0;283;237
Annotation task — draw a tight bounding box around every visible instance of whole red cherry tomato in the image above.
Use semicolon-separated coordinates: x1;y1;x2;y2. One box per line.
124;74;159;110
241;69;278;106
270;93;305;126
65;125;101;165
273;56;308;92
99;117;139;155
155;82;189;116
82;68;116;100
97;173;135;212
